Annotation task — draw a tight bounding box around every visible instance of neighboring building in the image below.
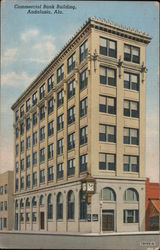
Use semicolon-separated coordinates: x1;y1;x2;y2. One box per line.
145;178;160;231
0;171;14;231
11;17;151;233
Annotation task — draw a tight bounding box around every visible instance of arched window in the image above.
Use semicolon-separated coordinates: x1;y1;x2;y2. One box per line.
79;190;87;220
39;195;44;206
124;188;139;201
20;198;24;208
67;191;75;219
57;192;63;219
26;198;30;207
15;200;18;209
32;196;37;207
100;187;116;201
48;194;53;219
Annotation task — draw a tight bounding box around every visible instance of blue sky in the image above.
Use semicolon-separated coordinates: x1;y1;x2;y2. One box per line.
1;0;159;181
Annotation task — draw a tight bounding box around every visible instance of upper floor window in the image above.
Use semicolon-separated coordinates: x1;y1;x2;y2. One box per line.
40;105;45;120
40;83;45;100
124;44;140;64
20;140;24;152
57;89;64;108
124;72;139;91
67;53;75;74
48;120;54;136
33;152;37;165
68;106;75;124
80;69;88;90
68;79;75;99
124;155;139;173
47;75;54;93
4;184;7;194
40;169;45;184
32;91;37;106
80;97;87;118
124;128;139;145
20;177;24;189
20;122;24;135
57;138;64;155
100;66;116;86
79;154;88;173
100;187;116;201
40;126;45;141
20;105;24;118
48;97;54;115
99;95;116;115
20;159;24;171
48;166;54;181
68;132;75;150
26;175;30;188
57;114;64;131
67;158;75;176
16;110;19;122
57;163;64;179
99;153;116;171
16;144;19;156
26;136;31;149
79;40;88;63
26;98;30;112
33;132;37;146
26;155;30;169
57;64;64;84
39;148;45;163
26;117;30;131
124;100;139;118
33;173;37;186
32;112;37;126
99;124;116;143
124;188;139;202
48;143;54;160
16;127;19;138
99;37;117;58
80;126;88;145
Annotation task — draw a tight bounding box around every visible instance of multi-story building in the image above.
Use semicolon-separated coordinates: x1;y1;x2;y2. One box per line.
11;17;151;233
0;171;14;231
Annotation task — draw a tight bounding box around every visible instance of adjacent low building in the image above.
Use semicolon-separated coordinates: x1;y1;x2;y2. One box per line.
11;17;151;233
0;171;14;231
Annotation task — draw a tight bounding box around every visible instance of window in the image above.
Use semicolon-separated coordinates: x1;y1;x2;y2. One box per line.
80;69;88;90
26;155;30;169
57;192;63;219
123;155;139;172
47;194;53;219
124;100;139;118
48;120;54;136
67;53;75;73
48;75;54;92
124;188;139;201
40;148;45;163
57;89;64;107
79;154;88;173
20;122;24;135
79;40;88;63
20;177;24;189
68;191;75;219
26;198;30;207
16;144;19;156
124;128;139;145
20;200;24;209
80;97;87;117
4;201;7;210
39;195;44;206
16;110;19;122
68;79;75;99
15;179;18;191
20;105;24;118
124;44;140;64
67;158;75;176
40;169;45;184
48;166;54;181
48;97;54;114
99;37;117;58
80;126;88;145
0;202;3;211
124;72;139;91
67;106;75;124
99;95;116;114
48;143;54;160
100;188;116;201
32;212;37;222
20;140;24;152
32;112;37;126
26;98;30;112
57;138;64;155
40;126;45;141
57;64;64;84
26;212;30;223
20;159;24;171
40;105;45;120
26;175;31;188
57;114;64;131
33;172;37;186
26;117;30;131
3;218;7;228
99;124;116;143
33;152;37;165
20;213;24;222
99;153;116;171
57;163;64;179
80;191;87;220
33;132;37;146
16;127;19;138
40;83;45;100
26;136;30;149
100;66;116;86
0;186;3;195
124;210;139;223
68;133;75;150
16;162;19;173
32;196;37;207
32;92;37;106
15;200;18;209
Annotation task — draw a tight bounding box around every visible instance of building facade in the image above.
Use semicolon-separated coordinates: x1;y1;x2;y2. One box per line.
11;17;151;233
0;171;14;231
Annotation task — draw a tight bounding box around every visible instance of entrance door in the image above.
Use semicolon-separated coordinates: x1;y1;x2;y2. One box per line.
102;210;114;231
40;212;45;230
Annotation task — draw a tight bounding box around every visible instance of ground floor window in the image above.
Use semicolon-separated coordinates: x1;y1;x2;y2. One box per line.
80;191;87;220
123;209;139;223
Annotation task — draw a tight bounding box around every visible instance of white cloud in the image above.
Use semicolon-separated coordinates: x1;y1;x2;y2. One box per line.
1;47;18;65
21;28;39;42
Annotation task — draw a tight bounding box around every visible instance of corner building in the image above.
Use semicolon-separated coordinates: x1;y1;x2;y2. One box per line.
12;17;151;233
